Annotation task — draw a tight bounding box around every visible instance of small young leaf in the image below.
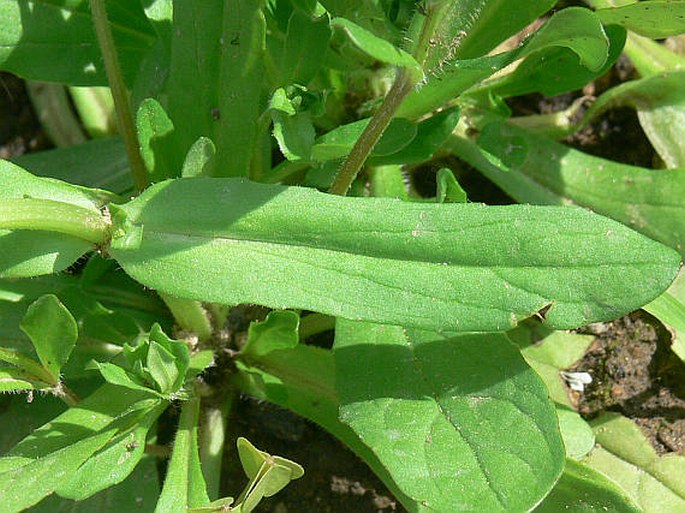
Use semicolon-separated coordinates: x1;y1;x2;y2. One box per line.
181;137;217;178
436;168;467;204
19;294;78;382
137;98;181;181
331;17;422;80
147;340;180;395
241;311;300;359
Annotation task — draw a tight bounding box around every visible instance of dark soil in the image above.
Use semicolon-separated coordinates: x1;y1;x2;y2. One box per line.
221;398;400;513
571;312;685;455
0;72;50;158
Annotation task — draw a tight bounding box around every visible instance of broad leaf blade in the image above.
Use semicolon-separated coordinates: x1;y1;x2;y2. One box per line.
20;294;78;382
109;178;681;332
334;321;565;512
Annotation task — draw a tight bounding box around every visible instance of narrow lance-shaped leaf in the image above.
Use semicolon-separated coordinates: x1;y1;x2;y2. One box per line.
334;321;565;512
108;177;680;332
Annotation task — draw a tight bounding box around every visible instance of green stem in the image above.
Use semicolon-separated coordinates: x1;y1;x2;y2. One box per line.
199;393;234;500
160;293;213;342
327;4;443;196
0;198;110;244
89;0;148;192
328;70;414;195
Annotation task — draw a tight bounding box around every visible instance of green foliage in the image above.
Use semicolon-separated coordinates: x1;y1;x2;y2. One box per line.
1;0;684;512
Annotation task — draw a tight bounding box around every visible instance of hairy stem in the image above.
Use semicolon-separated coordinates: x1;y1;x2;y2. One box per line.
328;70;414;196
0;198;110;244
160;293;213;342
89;0;148;192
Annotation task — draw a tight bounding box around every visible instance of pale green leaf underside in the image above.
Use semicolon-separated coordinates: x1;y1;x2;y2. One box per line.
334;322;564;512
109;178;680;332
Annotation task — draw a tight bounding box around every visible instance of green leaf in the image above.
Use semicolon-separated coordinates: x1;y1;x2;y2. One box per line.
155;395;209;513
165;0;265;177
0;0;156;85
369;107;460;166
534;458;642;513
454;120;685;257
109;177;681;332
14;137;133;195
29;455;159;513
334;321;565;512
436;168;467;204
311;117;417;161
417;0;556;68
137;98;181;181
234;437;303;513
0;385;156;512
509;325;594;408
56;403;166;500
331;17;421;80
399;7;614;118
0;160;111;278
279;10;331;86
581;71;685;169
270;89;316;161
584;413;685;513
596;1;685;38
556;407;596;460
146;341;180;395
0;367;49;393
181;137;217;178
241;311;300;359
20;295;78;382
644;291;685;362
483;11;621;99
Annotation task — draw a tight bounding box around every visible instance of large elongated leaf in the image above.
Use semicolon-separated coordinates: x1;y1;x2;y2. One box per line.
165;0;265;177
334;321;565;512
109;177;680;332
0;0;156;85
449;121;685;257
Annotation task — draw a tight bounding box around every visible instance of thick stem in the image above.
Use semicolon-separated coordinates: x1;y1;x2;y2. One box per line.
89;0;148;192
328;71;414;196
160;293;213;342
0;198;110;244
